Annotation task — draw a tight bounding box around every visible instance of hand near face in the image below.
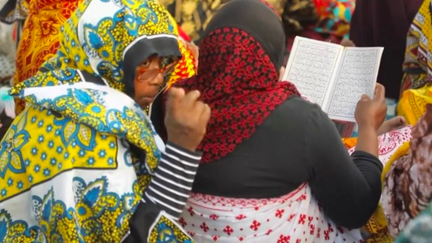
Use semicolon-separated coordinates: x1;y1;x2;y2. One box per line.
165;87;211;151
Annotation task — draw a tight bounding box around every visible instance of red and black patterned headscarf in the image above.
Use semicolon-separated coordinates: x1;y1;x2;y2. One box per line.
175;0;300;163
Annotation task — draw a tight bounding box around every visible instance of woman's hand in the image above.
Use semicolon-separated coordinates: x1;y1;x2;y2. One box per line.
355;84;387;131
164;87;211;152
354;84;387;156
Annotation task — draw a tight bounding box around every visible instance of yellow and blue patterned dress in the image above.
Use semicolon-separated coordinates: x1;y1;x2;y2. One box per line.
0;0;199;242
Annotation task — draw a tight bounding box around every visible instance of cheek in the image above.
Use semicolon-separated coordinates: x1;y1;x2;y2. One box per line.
134;82;148;98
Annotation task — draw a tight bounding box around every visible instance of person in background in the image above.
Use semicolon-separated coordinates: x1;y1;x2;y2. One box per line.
382;1;432;235
0;0;28;24
350;0;423;101
0;0;28;40
282;0;355;54
0;0;210;242
1;0;82;114
381;89;432;240
161;0;285;44
173;0;386;242
398;0;432;123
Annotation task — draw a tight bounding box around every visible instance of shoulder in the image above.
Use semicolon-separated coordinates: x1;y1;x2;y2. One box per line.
266;96;326;124
261;96;337;140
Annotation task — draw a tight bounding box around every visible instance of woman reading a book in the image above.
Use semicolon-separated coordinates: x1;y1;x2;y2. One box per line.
171;0;386;242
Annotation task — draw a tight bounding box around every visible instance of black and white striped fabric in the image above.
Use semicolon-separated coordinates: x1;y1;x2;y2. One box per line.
143;142;201;220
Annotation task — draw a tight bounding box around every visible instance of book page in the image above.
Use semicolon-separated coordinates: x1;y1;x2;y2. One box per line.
283;37;343;107
326;47;383;122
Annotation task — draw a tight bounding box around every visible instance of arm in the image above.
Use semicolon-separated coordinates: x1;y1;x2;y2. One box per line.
306;106;382;229
355;126;379;156
143;142;201;220
122;142;201;242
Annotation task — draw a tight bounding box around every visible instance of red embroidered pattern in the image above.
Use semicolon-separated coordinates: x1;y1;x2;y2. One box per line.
179;184;364;242
175;27;299;163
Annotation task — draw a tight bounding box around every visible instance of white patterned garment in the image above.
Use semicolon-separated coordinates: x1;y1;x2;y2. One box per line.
179;126;413;243
180;184;363;243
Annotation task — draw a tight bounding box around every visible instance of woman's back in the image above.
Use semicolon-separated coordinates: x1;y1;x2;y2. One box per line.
192;96;383;229
193;97;312;198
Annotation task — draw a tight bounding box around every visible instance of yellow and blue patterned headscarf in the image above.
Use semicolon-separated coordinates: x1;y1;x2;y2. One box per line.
9;0;182;167
12;0;181;96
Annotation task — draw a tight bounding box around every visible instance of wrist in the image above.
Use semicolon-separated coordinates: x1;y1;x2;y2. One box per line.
166;139;197;152
357;122;378;132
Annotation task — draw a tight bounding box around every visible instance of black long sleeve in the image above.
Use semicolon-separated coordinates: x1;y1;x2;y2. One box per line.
192;97;382;229
305;105;383;228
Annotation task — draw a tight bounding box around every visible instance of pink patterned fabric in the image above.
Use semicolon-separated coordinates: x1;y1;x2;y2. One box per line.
348;126;412;163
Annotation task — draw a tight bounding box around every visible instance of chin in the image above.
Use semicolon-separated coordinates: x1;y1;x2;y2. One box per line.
139;103;149;110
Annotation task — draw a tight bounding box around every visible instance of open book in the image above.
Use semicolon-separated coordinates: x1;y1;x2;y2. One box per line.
282;37;384;122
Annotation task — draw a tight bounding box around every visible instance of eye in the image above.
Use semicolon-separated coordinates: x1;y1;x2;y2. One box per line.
140;59;150;68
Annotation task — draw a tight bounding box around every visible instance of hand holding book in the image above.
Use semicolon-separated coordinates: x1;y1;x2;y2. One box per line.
283;37;384;122
354;83;387;131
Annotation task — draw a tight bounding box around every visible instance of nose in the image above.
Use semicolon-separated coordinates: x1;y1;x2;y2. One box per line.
149;72;164;86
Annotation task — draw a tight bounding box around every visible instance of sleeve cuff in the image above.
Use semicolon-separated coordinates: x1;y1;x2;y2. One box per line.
166;141;203;158
351;150;383;171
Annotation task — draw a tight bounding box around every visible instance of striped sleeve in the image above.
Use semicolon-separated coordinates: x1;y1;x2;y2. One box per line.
142;142;202;220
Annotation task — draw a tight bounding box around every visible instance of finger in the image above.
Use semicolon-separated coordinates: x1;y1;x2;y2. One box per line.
385;117;404;128
192;101;206;118
360;94;371;101
187;42;199;67
279;67;285;81
183;90;201;107
166;87;185;111
398;116;407;125
373;84;385;101
199;104;211;124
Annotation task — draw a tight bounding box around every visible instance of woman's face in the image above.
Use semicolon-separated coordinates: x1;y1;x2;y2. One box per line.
134;56;177;109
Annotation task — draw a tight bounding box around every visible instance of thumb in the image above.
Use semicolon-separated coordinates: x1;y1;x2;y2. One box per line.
373;84;385;101
166;87;185;111
360;94;371;101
